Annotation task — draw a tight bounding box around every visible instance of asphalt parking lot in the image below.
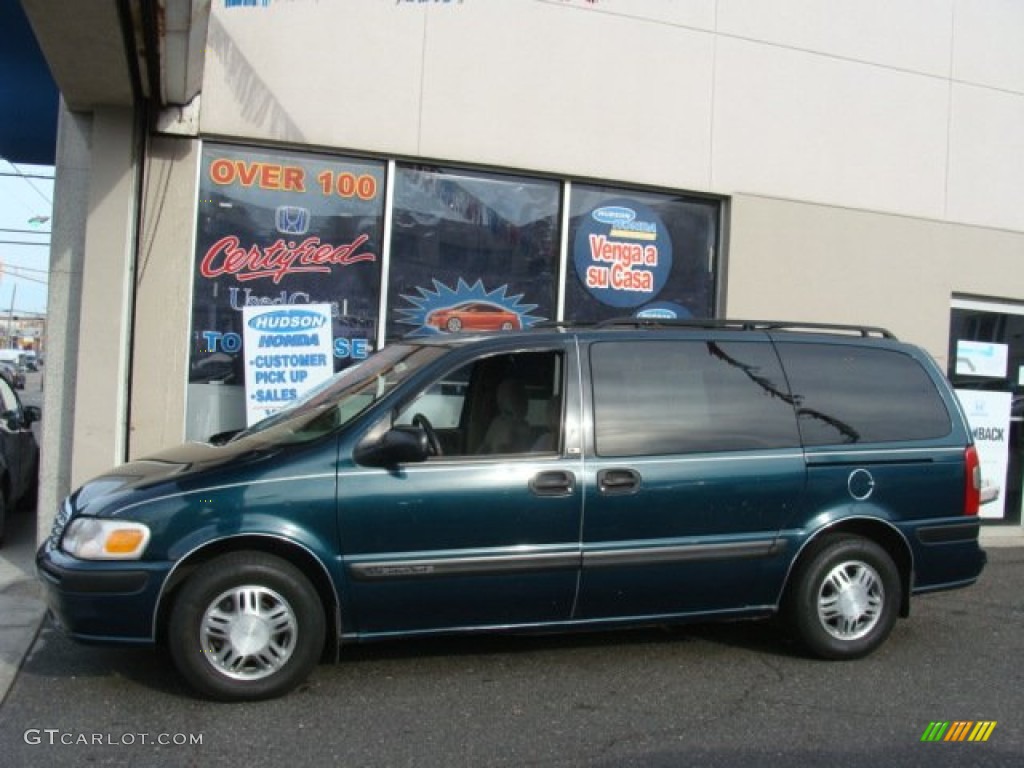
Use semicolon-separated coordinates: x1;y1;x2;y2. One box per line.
0;509;1021;767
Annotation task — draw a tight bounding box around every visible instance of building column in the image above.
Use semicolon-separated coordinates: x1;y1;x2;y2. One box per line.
38;103;138;542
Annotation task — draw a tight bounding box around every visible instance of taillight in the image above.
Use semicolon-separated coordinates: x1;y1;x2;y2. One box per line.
964;445;981;516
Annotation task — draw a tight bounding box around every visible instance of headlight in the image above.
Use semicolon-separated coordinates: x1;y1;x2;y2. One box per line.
61;519;151;560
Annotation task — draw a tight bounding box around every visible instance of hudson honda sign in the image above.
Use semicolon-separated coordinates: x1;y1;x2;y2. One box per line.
242;305;335;425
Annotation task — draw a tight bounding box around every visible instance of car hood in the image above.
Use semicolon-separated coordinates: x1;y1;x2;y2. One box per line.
69;438;277;516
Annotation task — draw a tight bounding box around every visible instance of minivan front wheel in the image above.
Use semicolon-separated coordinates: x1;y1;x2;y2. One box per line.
168;552;325;701
786;536;900;660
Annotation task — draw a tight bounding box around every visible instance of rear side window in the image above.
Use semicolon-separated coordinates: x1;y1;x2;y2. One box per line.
775;343;951;446
590;340;800;457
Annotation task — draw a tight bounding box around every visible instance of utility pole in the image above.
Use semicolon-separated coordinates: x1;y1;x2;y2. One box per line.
6;283;16;348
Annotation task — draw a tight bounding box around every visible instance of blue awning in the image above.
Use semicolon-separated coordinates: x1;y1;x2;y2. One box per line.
0;0;58;165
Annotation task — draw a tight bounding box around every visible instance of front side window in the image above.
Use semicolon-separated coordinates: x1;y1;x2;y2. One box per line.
591;340;800;457
776;343;951;446
395;351;564;457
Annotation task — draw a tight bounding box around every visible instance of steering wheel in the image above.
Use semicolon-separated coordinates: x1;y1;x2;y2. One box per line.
412;413;443;456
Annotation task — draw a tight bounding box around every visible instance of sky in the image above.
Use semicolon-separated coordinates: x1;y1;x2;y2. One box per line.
0;157;52;316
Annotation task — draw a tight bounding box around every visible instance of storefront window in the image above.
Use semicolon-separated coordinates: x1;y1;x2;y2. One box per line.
565;184;719;323
387;165;561;339
187;144;385;440
184;147;723;441
949;299;1024;525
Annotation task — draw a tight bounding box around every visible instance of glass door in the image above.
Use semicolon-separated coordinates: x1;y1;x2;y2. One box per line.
949;297;1024;526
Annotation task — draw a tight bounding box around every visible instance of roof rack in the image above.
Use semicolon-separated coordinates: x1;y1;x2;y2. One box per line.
531;321;593;330
593;317;897;339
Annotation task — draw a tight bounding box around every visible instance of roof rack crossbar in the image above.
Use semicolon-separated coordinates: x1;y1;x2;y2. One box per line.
532;321;594;330
593;317;896;339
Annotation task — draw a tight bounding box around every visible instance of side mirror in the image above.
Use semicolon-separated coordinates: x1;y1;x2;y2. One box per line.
208;428;242;445
2;409;23;430
23;405;41;426
354;425;430;467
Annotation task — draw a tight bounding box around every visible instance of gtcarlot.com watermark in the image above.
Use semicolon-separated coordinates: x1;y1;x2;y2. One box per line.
24;729;203;747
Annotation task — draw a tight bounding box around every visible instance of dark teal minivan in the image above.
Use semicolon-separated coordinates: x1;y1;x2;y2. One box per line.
38;321;987;700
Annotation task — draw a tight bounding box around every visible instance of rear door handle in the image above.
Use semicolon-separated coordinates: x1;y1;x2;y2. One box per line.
530;470;576;497
597;468;641;495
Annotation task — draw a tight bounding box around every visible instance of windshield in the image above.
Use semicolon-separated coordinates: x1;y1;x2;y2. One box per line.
225;344;446;447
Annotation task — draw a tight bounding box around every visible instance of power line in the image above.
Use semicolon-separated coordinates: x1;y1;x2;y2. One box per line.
0;240;51;247
0;227;52;235
2;264;49;275
0;172;54;180
0;158;53;207
1;271;48;286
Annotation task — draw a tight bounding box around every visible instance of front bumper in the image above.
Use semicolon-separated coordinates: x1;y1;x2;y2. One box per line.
36;545;173;645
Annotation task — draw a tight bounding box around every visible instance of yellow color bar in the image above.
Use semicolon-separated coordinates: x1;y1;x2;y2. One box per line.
968;721;997;742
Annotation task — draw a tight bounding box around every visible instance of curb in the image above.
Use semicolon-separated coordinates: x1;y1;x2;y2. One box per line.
0;509;45;709
978;525;1024;549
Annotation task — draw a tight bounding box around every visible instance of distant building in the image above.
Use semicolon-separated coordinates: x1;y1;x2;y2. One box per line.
4;314;44;351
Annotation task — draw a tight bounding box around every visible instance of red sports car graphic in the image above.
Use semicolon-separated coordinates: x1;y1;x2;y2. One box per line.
426;302;522;332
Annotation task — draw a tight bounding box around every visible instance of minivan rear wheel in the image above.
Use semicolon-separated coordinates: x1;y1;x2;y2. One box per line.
786;535;900;659
168;552;325;701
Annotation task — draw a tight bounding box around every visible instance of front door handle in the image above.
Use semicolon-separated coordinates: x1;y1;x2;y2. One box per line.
530;470;576;497
597;468;641;495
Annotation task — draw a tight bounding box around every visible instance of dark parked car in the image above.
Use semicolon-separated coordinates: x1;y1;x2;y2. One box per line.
38;320;986;700
0;376;40;546
0;362;26;390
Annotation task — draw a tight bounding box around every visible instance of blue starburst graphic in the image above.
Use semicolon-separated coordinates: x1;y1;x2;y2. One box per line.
397;279;545;337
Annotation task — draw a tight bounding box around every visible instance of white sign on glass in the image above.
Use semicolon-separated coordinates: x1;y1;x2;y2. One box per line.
955;341;1008;379
242;304;335;426
956;389;1012;519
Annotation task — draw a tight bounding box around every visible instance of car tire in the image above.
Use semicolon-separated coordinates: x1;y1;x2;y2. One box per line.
168;551;326;701
785;535;901;660
446;317;462;332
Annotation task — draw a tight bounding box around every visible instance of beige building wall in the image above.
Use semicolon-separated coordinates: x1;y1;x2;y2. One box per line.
68;107;138;489
199;0;1024;234
39;101;89;537
726;194;1024;367
127;137;199;460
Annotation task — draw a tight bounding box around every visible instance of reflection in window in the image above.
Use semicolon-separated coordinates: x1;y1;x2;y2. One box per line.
387;166;560;340
591;340;800;457
777;343;951;446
